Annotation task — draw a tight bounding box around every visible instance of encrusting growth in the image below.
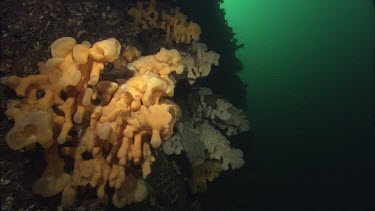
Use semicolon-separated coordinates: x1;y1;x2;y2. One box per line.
128;0;201;44
1;1;246;206
1;36;183;208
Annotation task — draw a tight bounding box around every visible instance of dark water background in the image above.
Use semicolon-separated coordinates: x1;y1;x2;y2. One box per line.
217;0;375;210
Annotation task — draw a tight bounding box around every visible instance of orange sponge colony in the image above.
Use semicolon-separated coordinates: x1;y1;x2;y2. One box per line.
1;37;182;208
127;48;184;77
128;0;201;44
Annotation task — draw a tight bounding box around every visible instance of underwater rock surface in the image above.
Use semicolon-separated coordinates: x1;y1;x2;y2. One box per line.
0;0;249;210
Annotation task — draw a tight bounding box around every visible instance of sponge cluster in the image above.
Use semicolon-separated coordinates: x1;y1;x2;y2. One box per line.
128;0;201;44
1;37;183;208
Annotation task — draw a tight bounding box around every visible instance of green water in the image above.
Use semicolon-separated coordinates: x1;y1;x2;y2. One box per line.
219;0;374;209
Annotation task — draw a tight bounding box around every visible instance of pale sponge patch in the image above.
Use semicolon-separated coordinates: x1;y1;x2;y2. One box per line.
162;131;184;155
198;121;244;171
163;120;245;171
181;42;220;84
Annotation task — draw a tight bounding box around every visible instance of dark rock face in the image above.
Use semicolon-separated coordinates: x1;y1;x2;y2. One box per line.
0;0;248;210
0;0;136;76
0;0;196;210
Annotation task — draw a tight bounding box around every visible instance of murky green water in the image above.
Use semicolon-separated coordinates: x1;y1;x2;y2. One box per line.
219;1;374;209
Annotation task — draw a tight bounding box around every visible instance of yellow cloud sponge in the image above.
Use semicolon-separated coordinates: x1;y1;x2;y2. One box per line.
128;0;201;44
1;37;182;208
